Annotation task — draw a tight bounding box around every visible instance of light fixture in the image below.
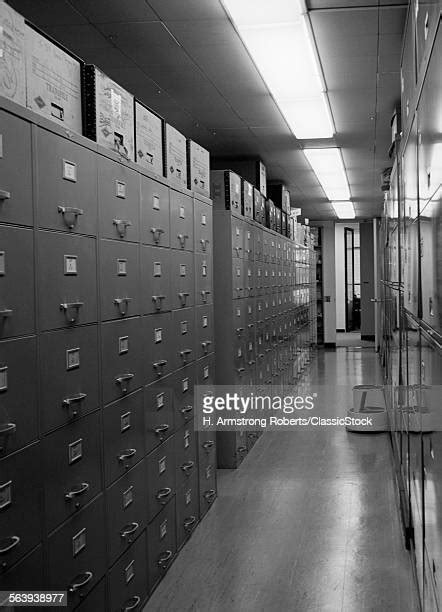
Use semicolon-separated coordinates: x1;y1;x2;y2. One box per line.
332;201;355;219
303;148;350;201
221;0;334;139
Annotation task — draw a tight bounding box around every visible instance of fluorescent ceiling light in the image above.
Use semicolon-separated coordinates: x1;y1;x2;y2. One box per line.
303;148;350;201
221;0;334;139
332;201;355;219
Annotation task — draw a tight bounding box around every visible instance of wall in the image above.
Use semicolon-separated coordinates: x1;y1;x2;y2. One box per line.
360;221;375;338
322;221;336;345
335;222;359;331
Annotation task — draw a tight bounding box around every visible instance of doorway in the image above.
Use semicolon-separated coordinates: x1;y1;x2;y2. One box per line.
335;222;362;347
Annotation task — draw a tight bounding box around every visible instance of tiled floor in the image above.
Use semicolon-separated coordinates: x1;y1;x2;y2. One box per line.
144;348;418;612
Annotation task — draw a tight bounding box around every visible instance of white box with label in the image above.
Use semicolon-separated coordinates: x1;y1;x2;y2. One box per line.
165;123;187;189
0;1;26;105
187;140;210;197
25;25;82;132
135;100;164;176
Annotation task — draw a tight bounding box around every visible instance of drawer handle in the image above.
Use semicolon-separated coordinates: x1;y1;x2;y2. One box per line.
62;393;87;418
181;406;193;415
236;327;244;336
0;190;11;200
204;489;216;503
153;360;167;375
183;516;197;532
150;227;165;244
201;290;211;303
180;349;192;363
122;595;141;612
265;348;272;353
237;367;245;374
113;219;132;238
181;460;194;474
237;446;247;454
200;238;209;251
154;424;170;441
0;308;13;318
68;571;93;593
156;487;172;502
177;234;189;248
120;522;139;539
201;340;212;354
60;302;84;323
234;246;242;254
248;360;256;366
152;295;166;310
118;448;137;462
65;482;90;501
158;550;173;568
178;292;189;306
116;373;135;394
202;440;214;450
0;535;20;554
58;206;84;229
114;297;132;316
248;323;254;328
0;422;16;436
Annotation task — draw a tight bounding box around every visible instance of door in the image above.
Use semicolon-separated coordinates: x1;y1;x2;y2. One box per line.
344;227;355;331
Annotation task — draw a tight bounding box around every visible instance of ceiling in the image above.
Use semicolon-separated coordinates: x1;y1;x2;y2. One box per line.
8;0;407;219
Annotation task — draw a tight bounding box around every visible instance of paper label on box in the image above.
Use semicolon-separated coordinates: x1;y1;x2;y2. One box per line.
135;101;163;176
0;4;25;105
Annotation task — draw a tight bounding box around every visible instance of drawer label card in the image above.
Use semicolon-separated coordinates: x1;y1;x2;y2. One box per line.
72;527;87;557
237;347;242;357
0;251;5;276
154;262;162;277
201;214;206;226
116;180;126;199
119;336;129;355
160;518;168;539
121;411;131;432
123;485;134;509
236;308;240;317
125;559;135;584
248;342;253;351
202;315;208;328
68;438;83;464
63;160;77;183
180;264;187;277
64;255;78;275
185;489;192;505
156;392;165;410
202;262;207;277
179;205;185;219
236;227;240;236
182;378;189;392
0;366;8;392
117;258;127;276
159;456;166;474
181;321;188;335
0;480;12;510
247;231;251;239
204;366;209;379
236;267;241;277
155;328;163;343
66;347;80;371
248;269;252;277
152;195;160;210
184;430;190;448
205;465;212;480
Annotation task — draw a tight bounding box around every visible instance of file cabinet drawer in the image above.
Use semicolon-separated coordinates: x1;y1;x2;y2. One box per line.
196;354;215;386
36;128;97;235
198;431;216;468
232;259;244;300
42;411;102;533
0;226;35;339
176;472;199;550
108;531;148;612
171;308;195;371
244;262;254;298
170;190;193;251
0;444;42;572
199;463;217;519
0;545;43;591
0;111;33;227
172;364;195;429
141;246;171;314
175;425;197;490
101;317;143;406
146;436;175;522
75;578;106;612
0;336;37;456
195;305;214;359
103;390;145;486
195;253;212;306
98;157;140;242
194;198;212;254
170;250;195;309
143;313;173;385
145;377;174;454
231;218;244;258
244;225;254;260
47;496;106;608
100;240;140;320
147;498;176;592
141;176;170;247
37;231;97;331
39;325;99;433
106;460;147;565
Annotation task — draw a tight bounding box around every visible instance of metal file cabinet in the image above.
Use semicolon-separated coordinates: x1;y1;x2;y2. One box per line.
146;435;175;522
194;197;212;254
195;253;213;306
75;578;107;612
0;336;37;456
35;127;98;236
170;250;195;309
141;175;170;247
102;390;144;488
194;304;214;359
0;225;35;339
176;471;199;551
39;325;99;433
0;545;44;591
170;189;194;251
108;531;148;611
0;110;33;228
144;376;175;454
147;497;176;593
141;245;171;314
143;313;173;384
100;239;141;321
98;156;140;243
42;411;102;533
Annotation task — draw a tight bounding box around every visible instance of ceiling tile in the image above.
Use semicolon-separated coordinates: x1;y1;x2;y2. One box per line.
8;0;87;25
71;0;158;23
147;0;227;21
38;24;110;51
97;20;176;47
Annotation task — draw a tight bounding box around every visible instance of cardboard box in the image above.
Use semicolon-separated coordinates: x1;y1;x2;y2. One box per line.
0;1;26;105
187;140;210;197
211;158;266;195
165;123;187;189
135;100;164;177
242;179;253;218
267;183;290;214
275;207;282;233
258;160;267;196
265;199;276;230
83;65;134;160
210;169;241;216
25;25;82;132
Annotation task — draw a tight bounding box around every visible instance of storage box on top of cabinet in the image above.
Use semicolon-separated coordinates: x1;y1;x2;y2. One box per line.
212;158;267;196
135;99;165;178
165;123;187;190
0;2;26;106
187;140;210;198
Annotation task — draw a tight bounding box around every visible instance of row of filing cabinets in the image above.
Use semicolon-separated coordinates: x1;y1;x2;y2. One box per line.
0;97;217;610
0;109;212;252
0;229;213;338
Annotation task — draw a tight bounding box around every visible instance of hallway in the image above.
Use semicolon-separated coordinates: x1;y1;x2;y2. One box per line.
144;348;418;612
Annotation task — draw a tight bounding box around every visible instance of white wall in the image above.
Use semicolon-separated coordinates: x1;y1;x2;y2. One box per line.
335;223;359;330
322;222;336;344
